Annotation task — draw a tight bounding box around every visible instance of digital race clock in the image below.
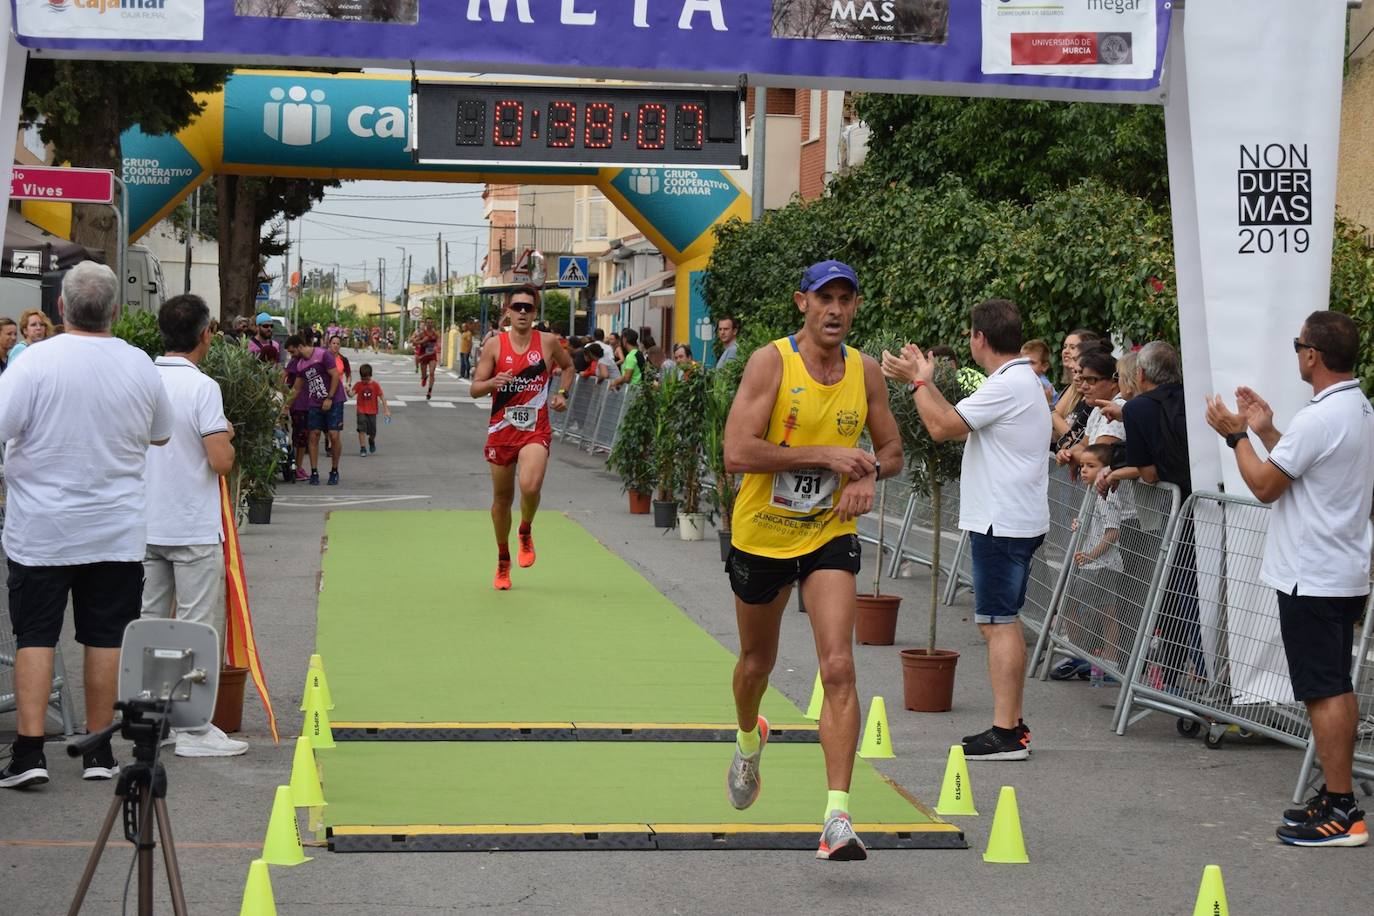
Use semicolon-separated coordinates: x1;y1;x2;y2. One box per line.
411;82;746;170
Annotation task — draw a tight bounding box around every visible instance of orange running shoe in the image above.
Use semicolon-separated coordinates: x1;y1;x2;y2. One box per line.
517;530;536;568
493;559;512;590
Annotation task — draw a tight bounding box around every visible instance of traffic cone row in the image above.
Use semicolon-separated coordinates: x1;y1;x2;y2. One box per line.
241;655;337;913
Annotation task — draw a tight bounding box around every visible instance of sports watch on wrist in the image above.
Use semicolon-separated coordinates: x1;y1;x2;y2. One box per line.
1225;431;1247;449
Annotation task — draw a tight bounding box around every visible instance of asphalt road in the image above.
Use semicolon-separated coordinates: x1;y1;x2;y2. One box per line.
1;350;1364;915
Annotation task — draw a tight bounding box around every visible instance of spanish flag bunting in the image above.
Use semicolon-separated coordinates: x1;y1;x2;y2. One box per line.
221;477;279;743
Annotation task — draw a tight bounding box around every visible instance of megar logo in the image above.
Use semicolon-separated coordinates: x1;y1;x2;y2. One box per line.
53;0;173;13
46;0;68;13
627;168;662;195
262;84;411;149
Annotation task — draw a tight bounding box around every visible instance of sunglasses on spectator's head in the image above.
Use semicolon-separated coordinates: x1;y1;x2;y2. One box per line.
509;301;536;313
1292;338;1322;354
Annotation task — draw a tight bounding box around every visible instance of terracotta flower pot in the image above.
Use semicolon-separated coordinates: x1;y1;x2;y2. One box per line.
855;593;901;645
212;664;250;733
900;648;960;713
628;490;652;514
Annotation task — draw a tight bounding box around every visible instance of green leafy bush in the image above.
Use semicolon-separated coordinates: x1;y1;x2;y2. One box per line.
607;381;658;497
201;336;287;503
112;309;163;358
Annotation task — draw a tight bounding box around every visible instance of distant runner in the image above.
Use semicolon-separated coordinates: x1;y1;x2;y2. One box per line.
470;286;575;590
417;319;441;400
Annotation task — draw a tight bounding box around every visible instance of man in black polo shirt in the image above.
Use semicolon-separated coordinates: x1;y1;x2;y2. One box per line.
1101;341;1204;691
1205;311;1372;847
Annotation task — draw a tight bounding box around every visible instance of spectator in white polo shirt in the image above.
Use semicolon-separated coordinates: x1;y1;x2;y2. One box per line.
0;262;174;790
141;294;248;758
882;298;1050;761
1205;310;1373;848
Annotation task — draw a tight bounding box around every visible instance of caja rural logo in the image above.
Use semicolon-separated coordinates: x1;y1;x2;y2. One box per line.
47;0;179;13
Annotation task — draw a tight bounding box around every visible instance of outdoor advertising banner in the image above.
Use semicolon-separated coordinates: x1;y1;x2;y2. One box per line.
11;0;1173;101
1170;0;1347;706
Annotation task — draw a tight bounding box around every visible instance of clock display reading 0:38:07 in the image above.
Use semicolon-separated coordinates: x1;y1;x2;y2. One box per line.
459;99;703;151
413;83;744;169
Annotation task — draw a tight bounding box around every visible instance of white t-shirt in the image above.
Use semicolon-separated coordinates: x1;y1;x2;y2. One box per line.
1084;395;1126;444
954;357;1051;537
0;334;174;565
1261;379;1374;597
1081;490;1124;573
597;351;621;379
145;356;230;546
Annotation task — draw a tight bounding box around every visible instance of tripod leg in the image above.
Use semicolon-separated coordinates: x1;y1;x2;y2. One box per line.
153;799;189;916
67;796;123;915
138;785;155;916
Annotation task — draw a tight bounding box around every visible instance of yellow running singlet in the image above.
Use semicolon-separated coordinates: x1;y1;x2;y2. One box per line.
731;336;868;560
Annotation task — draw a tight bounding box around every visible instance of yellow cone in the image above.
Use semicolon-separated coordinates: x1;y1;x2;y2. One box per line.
304;682;335;750
238;859;278;916
1191;865;1229;916
935;745;978;816
858;696;895;759
804;671;824;720
300;655;334;712
982;786;1028;863
289;736;327;808
262;785;311;866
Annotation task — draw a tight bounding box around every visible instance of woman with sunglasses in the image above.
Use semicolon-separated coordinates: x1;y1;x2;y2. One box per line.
469;285;575;591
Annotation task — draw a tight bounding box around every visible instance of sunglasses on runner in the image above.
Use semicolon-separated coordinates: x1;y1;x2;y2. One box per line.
508;302;536;313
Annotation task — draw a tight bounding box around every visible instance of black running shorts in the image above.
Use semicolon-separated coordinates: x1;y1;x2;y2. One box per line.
8;560;144;649
1276;589;1366;701
727;534;862;606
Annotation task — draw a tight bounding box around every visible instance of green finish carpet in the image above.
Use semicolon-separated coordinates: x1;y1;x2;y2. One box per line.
316;511;807;726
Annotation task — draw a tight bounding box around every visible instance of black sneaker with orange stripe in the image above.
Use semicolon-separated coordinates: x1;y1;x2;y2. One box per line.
1276;795;1368;847
961;723;1029;761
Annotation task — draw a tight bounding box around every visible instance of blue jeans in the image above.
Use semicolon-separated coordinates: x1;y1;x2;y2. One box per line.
970;530;1045;625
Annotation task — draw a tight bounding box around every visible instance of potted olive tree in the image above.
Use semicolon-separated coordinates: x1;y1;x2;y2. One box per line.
703;358;745;560
650;369;683;528
890;355;967;712
201;336;287;526
670;366;710;540
607;378;658;514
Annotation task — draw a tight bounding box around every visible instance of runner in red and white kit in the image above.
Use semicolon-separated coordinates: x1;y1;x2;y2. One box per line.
470;286;574;590
417;319;440;400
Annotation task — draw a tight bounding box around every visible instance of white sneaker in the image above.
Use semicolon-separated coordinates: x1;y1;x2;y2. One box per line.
174;725;248;758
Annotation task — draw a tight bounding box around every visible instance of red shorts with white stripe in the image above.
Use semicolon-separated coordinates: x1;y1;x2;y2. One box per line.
484;432;552;466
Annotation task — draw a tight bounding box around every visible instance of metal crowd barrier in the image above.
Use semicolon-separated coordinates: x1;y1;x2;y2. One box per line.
0;491;77;736
854;475;915;578
1029;478;1183;722
588;384;630;455
1290;593;1374;802
560;375;605;449
1018;461;1087;638
1116;492;1315;753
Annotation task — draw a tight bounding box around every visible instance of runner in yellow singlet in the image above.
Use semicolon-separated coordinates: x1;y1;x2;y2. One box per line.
721;260;902;861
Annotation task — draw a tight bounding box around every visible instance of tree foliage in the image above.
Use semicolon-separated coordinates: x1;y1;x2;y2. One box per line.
704;174;1177;369
853;94;1169;206
218;176;337;323
21;61;231;253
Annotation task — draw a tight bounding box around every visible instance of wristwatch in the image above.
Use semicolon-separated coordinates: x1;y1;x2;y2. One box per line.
1225;431;1247;449
907;379;928;393
557;388;568;397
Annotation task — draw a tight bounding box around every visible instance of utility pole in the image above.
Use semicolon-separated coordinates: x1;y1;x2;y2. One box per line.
403;255;414;345
378;258;385;336
182;186;197;295
397;246;408;342
282;219;291;328
444;241;452;349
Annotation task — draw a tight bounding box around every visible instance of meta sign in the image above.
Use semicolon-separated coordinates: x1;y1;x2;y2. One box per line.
414;83;745;169
14;2;1173;104
9;165;115;204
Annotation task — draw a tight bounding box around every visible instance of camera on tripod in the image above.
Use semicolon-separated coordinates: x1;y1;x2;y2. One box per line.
67;619;222;916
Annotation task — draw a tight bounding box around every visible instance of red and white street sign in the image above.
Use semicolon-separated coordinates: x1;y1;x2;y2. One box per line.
8;166;115;205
